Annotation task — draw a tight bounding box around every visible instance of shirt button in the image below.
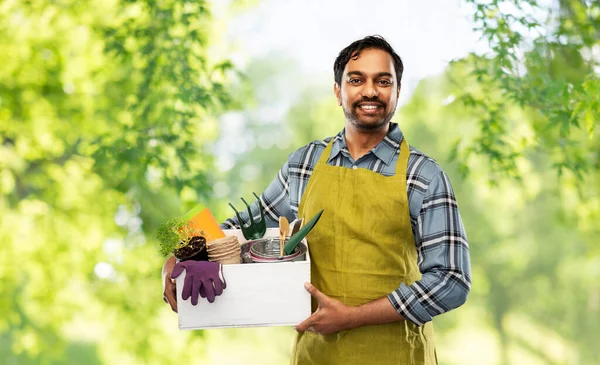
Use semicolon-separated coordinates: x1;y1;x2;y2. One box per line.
352;165;358;170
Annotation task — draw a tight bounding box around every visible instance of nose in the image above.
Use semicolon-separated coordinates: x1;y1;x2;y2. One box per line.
361;80;378;98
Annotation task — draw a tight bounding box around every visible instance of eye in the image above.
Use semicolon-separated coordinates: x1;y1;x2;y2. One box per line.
378;79;392;85
349;78;361;84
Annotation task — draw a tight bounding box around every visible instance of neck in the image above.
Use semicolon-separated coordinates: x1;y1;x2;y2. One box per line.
344;122;389;161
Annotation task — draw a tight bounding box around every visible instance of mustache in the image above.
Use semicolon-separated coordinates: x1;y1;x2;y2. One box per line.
352;97;385;109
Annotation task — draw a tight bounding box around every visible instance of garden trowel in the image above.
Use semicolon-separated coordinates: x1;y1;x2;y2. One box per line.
283;209;324;255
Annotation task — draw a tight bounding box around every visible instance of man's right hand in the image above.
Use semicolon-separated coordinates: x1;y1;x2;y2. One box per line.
162;256;178;312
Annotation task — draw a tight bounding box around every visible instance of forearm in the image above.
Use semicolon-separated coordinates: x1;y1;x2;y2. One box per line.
347;297;405;329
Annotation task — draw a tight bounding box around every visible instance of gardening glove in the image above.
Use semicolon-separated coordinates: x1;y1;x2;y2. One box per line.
171;261;226;304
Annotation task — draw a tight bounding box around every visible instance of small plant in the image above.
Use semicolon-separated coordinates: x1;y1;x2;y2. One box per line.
156;218;205;257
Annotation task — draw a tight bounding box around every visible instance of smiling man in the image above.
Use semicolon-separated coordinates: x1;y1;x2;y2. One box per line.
162;35;471;365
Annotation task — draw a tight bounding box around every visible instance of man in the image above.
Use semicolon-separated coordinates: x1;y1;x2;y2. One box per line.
163;35;471;364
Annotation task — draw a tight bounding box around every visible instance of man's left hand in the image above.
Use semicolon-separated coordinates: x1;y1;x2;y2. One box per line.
295;282;355;336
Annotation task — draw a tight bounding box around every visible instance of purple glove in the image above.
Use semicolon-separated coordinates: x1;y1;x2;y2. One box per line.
171;261;226;304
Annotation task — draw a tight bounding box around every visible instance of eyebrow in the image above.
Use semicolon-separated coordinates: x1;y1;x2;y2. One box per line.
346;71;394;79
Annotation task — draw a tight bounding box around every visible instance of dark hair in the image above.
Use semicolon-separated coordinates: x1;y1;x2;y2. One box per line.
333;35;404;86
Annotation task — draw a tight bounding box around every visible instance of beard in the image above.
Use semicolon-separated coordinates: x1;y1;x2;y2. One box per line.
343;97;396;131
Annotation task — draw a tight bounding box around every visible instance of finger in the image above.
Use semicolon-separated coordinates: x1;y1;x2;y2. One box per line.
164;283;178;313
165;291;178;313
199;283;207;298
191;276;200;306
162;281;172;303
304;282;327;303
295;314;316;333
306;326;319;334
219;266;226;289
202;279;216;303
212;278;223;297
170;263;185;279
181;276;192;301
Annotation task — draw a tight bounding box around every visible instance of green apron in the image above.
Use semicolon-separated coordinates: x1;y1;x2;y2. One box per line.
291;137;437;364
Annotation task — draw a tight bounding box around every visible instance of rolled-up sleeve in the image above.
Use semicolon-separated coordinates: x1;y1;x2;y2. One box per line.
387;170;471;326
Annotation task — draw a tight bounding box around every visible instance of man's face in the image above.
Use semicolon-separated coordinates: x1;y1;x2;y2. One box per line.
335;48;400;131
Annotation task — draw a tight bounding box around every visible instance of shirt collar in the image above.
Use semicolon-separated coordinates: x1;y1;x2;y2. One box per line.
328;122;405;166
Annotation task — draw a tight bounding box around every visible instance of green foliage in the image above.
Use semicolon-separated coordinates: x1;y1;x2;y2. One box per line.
458;0;599;181
1;0;598;364
92;0;231;198
0;0;234;363
155;204;210;256
155;218;200;257
398;48;600;365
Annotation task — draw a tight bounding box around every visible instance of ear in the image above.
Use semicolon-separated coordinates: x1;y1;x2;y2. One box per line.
397;83;401;98
334;83;342;106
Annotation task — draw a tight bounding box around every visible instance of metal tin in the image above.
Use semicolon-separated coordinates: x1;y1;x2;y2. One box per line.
240;238;307;263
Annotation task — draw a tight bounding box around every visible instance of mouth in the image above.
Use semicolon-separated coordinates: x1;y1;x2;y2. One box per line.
356;103;383;114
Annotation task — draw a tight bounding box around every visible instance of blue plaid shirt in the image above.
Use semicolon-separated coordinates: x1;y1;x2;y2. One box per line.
221;123;471;326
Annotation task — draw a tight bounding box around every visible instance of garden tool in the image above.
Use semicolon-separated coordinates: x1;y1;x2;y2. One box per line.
284;209;324;255
228;192;267;240
290;218;304;236
279;216;289;258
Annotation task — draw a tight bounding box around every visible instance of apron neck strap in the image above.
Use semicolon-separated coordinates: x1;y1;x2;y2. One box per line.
316;139;335;165
395;137;409;177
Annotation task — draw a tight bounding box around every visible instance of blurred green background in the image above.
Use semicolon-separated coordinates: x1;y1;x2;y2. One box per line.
1;0;598;364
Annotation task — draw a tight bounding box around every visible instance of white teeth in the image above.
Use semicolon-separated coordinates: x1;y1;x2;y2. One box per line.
360;105;379;110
